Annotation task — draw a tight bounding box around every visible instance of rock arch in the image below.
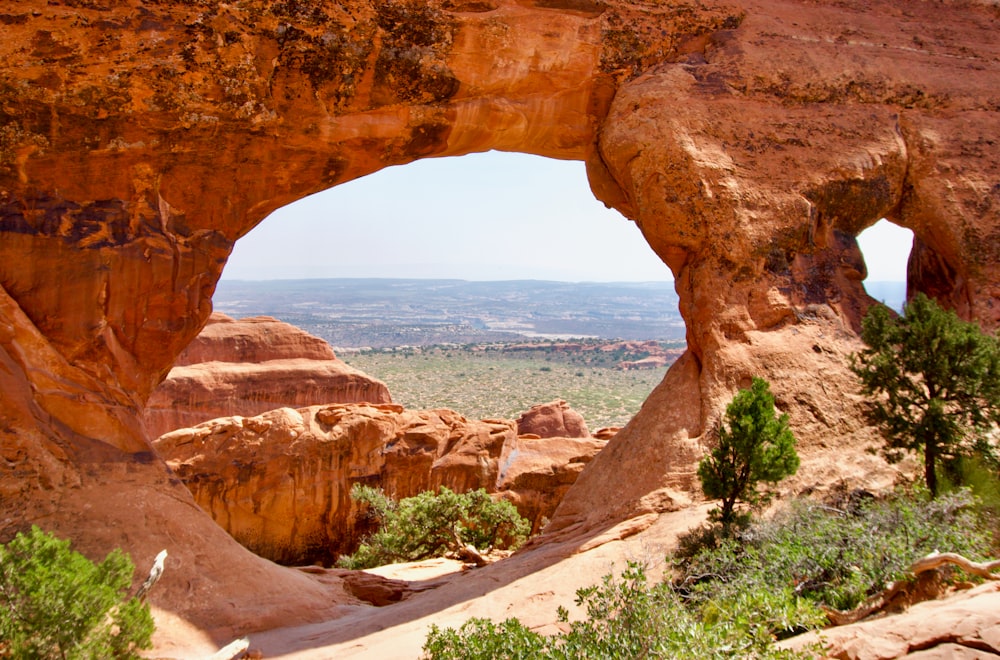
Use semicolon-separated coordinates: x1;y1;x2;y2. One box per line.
1;0;998;633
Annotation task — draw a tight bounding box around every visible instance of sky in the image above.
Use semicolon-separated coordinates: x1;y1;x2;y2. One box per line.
223;151;913;283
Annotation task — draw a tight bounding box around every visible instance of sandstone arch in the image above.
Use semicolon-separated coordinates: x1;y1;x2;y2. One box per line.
1;0;999;637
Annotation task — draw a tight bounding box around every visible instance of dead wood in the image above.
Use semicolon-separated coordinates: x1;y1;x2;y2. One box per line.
135;549;168;602
204;637;250;660
909;552;1000;580
823;551;998;627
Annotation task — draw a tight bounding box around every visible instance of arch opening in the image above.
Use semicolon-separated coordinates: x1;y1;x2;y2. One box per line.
224;151;666;282
214;151;686;429
856;218;913;313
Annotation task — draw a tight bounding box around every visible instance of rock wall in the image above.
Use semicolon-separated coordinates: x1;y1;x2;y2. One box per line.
1;0;998;634
154;403;605;565
143;313;391;437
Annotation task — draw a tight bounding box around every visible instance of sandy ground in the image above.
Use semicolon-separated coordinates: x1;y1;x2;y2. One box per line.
149;504;713;659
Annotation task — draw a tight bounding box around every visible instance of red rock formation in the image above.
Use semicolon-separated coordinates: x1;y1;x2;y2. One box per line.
154;403;603;564
143;313;391;437
618;355;673;370
515;399;590;439
497;434;607;533
1;0;999;637
175;313;339;365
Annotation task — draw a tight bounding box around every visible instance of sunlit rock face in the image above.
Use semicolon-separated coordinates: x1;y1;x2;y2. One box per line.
155;404;515;565
142;313;391;438
153;402;604;565
1;0;998;633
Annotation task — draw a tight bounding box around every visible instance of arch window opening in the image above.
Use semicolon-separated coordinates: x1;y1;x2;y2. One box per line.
214;151;684;429
856;218;913;313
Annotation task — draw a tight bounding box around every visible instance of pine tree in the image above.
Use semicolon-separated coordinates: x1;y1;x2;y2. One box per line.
698;377;799;525
850;293;1000;497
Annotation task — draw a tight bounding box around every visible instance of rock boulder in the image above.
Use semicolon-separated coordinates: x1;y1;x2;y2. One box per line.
515;399;590;439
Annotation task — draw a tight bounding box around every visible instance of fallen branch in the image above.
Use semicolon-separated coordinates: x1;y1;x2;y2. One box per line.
204;637;250;660
821;579;912;627
823;551;999;627
909;551;1000;580
448;526;487;567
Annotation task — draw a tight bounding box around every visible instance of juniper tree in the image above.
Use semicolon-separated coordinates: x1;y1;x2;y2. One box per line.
850;293;1000;497
0;526;154;659
698;377;800;526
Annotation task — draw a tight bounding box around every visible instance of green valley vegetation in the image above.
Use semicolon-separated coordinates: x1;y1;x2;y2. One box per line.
0;526;155;659
851;293;1000;497
423;488;996;659
337;485;531;569
344;340;682;429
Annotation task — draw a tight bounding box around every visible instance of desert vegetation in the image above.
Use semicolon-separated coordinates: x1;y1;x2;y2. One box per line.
851;293;1000;496
698;377;800;526
338;485;531;570
421;300;1000;658
344;341;679;429
423;486;998;659
0;527;155;659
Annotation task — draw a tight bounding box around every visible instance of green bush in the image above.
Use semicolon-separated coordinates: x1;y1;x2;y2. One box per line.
423;562;808;659
424;489;992;659
0;526;154;659
698;377;800;526
674;489;991;614
338;485;530;569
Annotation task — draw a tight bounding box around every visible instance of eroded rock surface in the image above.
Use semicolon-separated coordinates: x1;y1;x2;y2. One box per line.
143;313;391;438
1;0;998;638
515;399;590;439
155;403;604;564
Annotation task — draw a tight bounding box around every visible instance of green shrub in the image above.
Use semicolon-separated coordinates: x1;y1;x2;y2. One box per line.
424;489;992;659
698;377;800;526
0;526;155;659
423;562;808;659
338;485;530;569
674;489;991;614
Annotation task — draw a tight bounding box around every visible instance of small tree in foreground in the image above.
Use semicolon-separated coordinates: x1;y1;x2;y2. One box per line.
698;377;800;526
0;526;154;659
338;485;530;569
850;293;1000;497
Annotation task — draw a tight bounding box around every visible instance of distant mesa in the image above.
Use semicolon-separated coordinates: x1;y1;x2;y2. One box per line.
142;313;392;438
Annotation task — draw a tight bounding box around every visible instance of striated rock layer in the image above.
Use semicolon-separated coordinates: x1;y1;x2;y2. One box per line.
155;403;606;565
142;313;391;438
1;0;999;639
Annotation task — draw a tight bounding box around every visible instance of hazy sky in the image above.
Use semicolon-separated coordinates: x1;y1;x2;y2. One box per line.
224;151;912;283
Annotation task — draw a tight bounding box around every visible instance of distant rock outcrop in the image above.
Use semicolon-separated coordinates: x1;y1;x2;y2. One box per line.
155;402;606;565
143;314;391;438
516;400;589;439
